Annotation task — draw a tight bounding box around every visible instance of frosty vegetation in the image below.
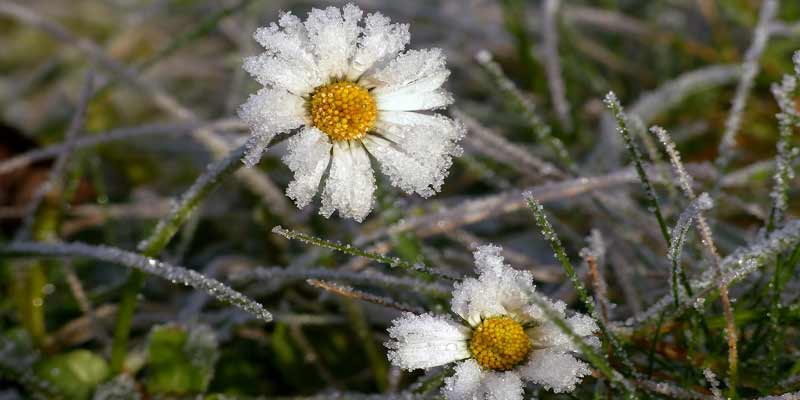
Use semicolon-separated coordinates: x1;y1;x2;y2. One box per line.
0;1;799;400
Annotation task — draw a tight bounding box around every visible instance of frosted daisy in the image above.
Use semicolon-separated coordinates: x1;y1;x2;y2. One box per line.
386;245;599;399
238;4;464;222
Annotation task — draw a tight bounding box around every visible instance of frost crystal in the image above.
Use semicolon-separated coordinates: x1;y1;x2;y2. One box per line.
238;3;463;221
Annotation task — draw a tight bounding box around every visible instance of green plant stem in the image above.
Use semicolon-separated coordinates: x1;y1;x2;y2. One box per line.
110;144;247;373
109;269;145;372
13;263;48;349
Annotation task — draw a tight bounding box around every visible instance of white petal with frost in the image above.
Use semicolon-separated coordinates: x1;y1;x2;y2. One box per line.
238;88;308;167
528;314;599;352
363;136;439;198
482;371;524;400
375;112;464;194
386;313;470;370
520;348;592;393
283;127;332;207
443;359;484;400
304;4;362;79
320;141;376;222
348;12;409;80
451;244;537;326
249;12;322;96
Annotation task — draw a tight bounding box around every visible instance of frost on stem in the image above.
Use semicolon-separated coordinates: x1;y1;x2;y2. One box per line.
625;219;800;326
272;225;455;280
768;52;800;231
137;143;247;254
651;125;694;196
605;91;671;244
703;368;723;400
475;49;572;168
1;241;272;323
230;266;449;297
668;193;714;263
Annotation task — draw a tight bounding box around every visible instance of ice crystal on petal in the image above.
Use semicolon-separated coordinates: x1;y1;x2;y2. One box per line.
362;136;439;197
238;88;307;166
367;48;448;89
385;313;470;370
249;12;322;95
243;53;321;96
254;12;314;62
305;4;363;79
451;244;536;326
320;141;376;222
348;12;410;80
481;372;524;400
529;315;597;352
369;49;453;111
443;359;483;400
283;127;332;207
521;349;592;393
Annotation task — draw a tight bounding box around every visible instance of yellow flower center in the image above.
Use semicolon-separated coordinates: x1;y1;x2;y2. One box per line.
309;81;377;141
468;316;531;371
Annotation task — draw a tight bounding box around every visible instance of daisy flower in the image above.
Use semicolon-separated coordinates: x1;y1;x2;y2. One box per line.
238;4;464;222
386;244;599;399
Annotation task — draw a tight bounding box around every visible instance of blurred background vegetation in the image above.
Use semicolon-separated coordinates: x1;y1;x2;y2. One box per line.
1;0;800;398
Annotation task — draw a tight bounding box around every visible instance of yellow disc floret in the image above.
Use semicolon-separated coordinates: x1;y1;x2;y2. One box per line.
468;316;531;371
309;81;377;141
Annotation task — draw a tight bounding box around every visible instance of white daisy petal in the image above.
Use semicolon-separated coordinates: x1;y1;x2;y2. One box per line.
374;87;453;111
283;127;332;208
443;359;484;400
362;135;439;198
451;245;537;326
528;313;599;352
378;111;463;140
320;141;376;222
348;12;410;81
304;4;363;79
254;12;314;58
249;12;322;96
237;88;308;167
366;48;452;111
482;371;524;400
243;54;321;96
524;298;566;322
373;112;464;195
520;349;592;393
567;314;600;338
386;313;471;370
362;48;447;88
